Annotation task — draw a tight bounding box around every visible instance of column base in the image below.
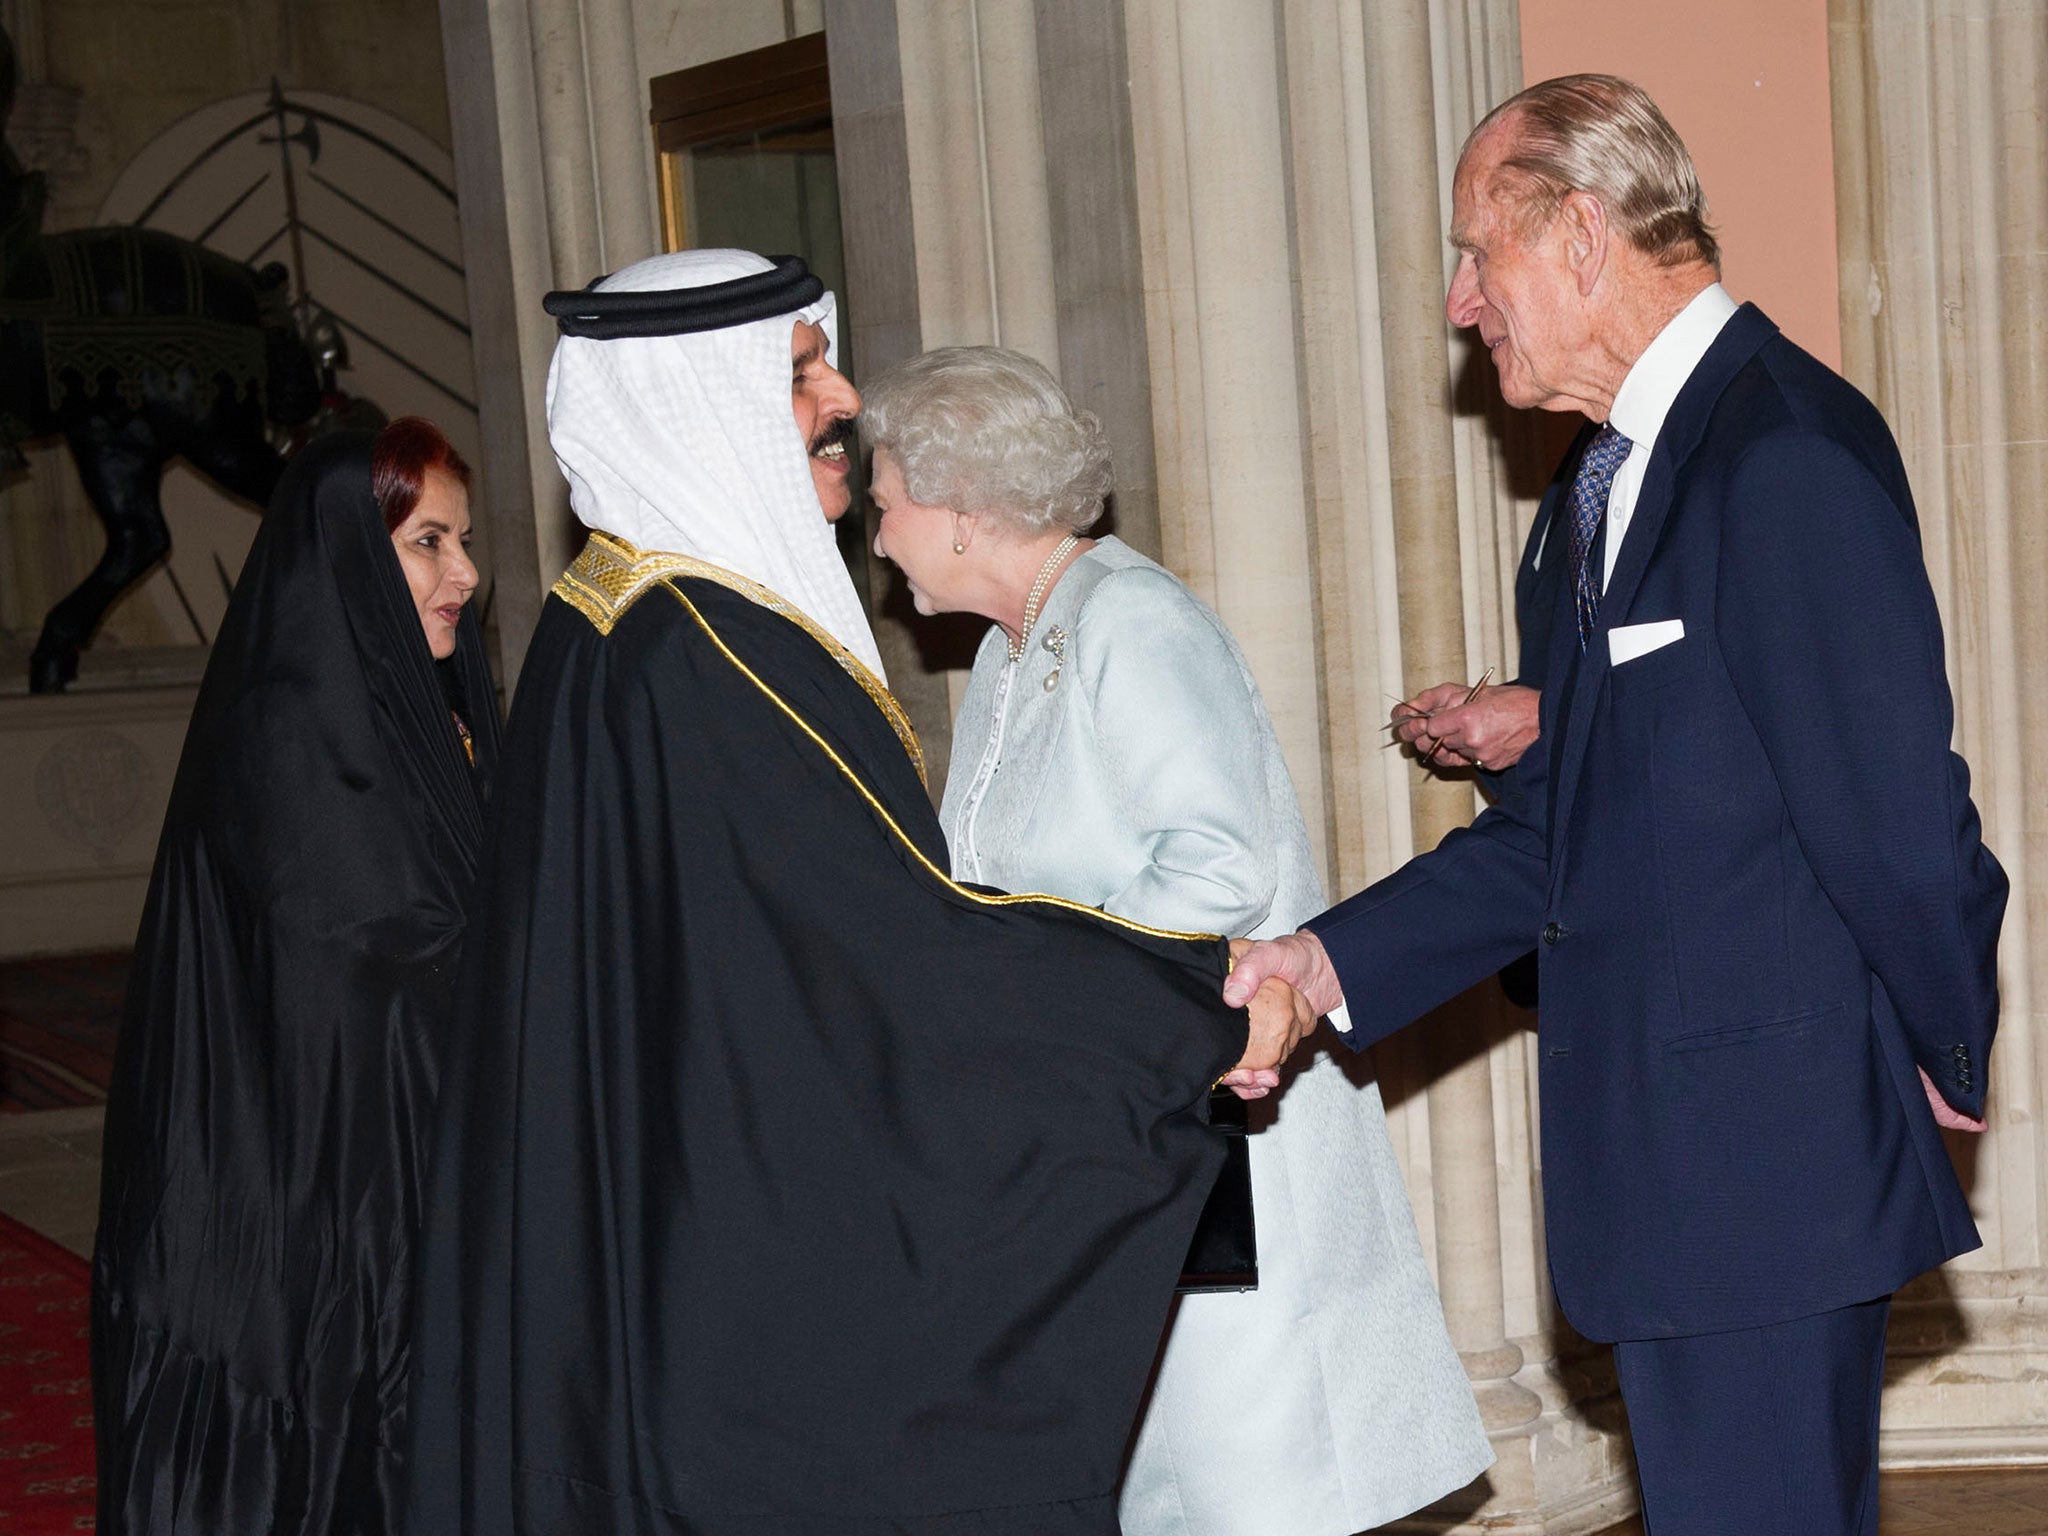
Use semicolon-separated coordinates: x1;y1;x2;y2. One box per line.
1383;1337;1638;1534
1882;1279;2048;1468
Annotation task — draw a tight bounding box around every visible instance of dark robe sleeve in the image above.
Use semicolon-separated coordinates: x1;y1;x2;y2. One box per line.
408;578;1246;1536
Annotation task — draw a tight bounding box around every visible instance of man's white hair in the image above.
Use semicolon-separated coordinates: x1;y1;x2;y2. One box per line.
544;248;884;679
859;347;1110;538
1466;74;1719;270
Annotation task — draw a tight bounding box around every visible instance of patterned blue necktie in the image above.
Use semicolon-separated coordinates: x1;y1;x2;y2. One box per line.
1568;423;1634;652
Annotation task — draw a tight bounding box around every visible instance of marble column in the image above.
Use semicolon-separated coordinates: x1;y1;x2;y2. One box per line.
438;0;790;683
438;0;556;684
1032;0;1163;562
1830;0;2048;1466
895;0;1060;363
584;0;658;270
821;0;960;785
1125;0;1634;1528
864;0;1176;768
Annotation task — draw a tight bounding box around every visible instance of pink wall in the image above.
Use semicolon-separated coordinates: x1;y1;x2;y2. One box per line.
1518;0;1842;371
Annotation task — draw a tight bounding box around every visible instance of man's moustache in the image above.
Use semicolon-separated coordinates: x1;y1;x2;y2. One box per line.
810;416;856;456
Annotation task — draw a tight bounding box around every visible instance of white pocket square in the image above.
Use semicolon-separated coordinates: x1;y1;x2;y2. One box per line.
1609;618;1685;666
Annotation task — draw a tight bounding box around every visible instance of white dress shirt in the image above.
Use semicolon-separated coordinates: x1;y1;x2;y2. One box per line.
1600;281;1739;588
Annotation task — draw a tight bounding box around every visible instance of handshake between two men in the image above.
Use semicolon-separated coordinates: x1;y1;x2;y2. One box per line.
1220;673;1986;1136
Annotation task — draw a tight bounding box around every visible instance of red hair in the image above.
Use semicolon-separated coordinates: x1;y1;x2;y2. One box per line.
372;416;473;532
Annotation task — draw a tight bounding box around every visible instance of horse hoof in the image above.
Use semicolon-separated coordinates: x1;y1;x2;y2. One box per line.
28;647;77;693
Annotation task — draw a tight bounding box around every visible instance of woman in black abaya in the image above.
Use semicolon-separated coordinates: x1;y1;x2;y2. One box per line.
91;421;499;1534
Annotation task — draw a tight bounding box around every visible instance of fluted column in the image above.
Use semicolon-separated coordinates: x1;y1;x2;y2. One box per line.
1830;0;2048;1465
1126;0;1649;1527
437;0;797;682
438;0;568;678
528;0;603;291
895;0;1060;360
585;0;658;271
1124;0;1330;866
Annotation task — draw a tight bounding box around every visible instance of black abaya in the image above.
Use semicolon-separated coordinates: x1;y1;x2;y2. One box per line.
405;535;1247;1535
91;432;500;1535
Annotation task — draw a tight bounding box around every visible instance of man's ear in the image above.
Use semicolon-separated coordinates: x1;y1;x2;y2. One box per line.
1559;190;1609;297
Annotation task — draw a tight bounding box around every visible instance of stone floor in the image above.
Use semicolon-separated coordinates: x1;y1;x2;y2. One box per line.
9;1106;2046;1533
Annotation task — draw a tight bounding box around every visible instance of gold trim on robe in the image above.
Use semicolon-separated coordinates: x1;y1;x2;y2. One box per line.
554;531;927;787
667;584;1224;947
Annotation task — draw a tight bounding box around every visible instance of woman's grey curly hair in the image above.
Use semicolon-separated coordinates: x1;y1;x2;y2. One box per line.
857;346;1111;537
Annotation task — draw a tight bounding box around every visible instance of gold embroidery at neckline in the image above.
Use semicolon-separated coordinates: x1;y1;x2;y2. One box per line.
553;531;927;786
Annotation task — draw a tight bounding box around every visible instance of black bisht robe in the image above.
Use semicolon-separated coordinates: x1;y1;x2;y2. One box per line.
407;535;1246;1535
92;433;500;1534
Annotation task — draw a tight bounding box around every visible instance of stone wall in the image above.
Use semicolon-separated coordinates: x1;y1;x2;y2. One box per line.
23;0;449;232
1831;0;2048;1468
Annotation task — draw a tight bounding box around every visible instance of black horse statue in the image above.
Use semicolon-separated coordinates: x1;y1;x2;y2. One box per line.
2;24;344;692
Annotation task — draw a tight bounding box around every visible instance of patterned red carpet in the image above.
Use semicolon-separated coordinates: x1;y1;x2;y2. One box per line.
0;1211;95;1529
0;952;126;1113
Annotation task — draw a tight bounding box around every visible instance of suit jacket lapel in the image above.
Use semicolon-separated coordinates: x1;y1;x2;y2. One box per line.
1518;422;1593;610
1544;304;1780;891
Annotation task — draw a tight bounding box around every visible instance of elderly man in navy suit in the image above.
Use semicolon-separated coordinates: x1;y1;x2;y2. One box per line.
1227;75;2005;1535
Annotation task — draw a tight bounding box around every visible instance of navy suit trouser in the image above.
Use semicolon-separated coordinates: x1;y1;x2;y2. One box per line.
1612;1297;1890;1535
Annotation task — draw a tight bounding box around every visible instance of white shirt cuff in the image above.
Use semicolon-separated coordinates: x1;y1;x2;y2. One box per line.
1325;1002;1353;1034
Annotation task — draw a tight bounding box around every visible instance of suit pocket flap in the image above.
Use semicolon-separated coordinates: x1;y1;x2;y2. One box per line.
1667;1003;1843;1052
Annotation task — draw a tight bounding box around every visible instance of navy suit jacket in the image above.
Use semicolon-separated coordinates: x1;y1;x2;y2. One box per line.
1308;305;2006;1342
1477;427;1582;1006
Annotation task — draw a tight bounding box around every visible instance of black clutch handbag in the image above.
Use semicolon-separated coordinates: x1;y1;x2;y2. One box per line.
1176;1088;1257;1293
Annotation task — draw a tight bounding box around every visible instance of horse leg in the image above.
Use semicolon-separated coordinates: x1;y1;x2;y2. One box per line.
29;422;170;693
181;415;284;510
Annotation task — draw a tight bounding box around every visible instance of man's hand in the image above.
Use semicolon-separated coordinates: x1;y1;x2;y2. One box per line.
1392;682;1540;772
1216;955;1318;1099
1919;1066;1987;1133
1221;931;1344;1022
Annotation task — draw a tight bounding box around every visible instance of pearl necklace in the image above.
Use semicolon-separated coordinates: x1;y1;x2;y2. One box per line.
1009;533;1079;662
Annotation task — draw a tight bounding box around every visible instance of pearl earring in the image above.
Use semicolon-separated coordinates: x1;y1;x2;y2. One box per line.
953;539;966;555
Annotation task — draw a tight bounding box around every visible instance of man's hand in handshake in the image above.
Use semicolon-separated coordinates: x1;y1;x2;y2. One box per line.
1224;931;1343;1018
1216;938;1320;1100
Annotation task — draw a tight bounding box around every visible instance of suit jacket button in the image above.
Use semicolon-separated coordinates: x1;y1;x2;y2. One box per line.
1542;922;1562;946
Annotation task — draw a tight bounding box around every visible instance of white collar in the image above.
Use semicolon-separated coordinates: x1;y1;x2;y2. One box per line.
1606;282;1739;452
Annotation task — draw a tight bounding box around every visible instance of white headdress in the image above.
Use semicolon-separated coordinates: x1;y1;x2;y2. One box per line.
543;248;885;679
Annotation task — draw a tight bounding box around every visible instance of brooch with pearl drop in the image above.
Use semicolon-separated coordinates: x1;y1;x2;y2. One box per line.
1041;625;1067;692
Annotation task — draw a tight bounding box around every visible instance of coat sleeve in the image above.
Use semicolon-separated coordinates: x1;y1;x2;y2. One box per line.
1713;428;2007;1119
1304;742;1552;1051
1075;568;1284;937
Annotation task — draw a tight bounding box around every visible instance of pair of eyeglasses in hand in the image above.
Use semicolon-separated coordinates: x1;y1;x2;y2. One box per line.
1385;666;1495;766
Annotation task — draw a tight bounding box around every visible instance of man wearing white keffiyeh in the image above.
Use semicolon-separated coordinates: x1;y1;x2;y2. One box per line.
542;247;881;676
405;249;1311;1536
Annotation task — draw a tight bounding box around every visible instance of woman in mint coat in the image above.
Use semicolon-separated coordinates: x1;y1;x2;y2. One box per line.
862;345;1492;1536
